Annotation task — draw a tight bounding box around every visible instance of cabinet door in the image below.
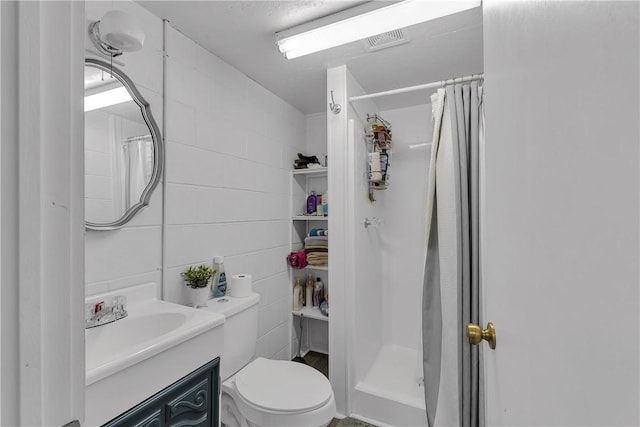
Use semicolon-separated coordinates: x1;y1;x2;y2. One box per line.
102;358;219;427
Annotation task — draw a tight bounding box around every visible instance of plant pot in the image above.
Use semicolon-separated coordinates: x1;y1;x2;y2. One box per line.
188;286;209;308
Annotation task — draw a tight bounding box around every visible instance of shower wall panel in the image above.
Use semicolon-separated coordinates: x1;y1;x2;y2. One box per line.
376;105;431;349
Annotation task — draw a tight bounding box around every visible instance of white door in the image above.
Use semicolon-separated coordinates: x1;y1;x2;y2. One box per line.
2;1;86;425
481;1;639;425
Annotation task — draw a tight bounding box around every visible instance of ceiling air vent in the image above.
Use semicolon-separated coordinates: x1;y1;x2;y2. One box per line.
363;28;410;52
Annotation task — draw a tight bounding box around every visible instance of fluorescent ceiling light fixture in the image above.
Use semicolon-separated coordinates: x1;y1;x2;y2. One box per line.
276;0;480;59
84;87;132;112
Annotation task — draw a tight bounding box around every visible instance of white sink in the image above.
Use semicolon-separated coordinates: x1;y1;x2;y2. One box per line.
85;283;224;426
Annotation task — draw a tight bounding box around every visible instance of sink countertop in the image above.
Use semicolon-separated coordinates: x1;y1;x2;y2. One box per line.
85;282;225;386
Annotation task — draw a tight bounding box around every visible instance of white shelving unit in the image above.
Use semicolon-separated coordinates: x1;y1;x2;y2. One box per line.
292;306;328;322
289;167;329;358
292;215;328;221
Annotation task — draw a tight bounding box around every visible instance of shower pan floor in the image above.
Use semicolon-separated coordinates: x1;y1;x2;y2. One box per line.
356;344;425;410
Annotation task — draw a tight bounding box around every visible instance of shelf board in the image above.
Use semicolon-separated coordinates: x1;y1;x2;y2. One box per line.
305;265;328;271
292;306;328;322
292;215;328;221
291;167;328;176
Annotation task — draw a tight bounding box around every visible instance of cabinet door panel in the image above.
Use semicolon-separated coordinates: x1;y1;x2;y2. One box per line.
165;378;211;426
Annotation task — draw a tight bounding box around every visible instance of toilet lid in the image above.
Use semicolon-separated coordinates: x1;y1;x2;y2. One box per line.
234;357;333;414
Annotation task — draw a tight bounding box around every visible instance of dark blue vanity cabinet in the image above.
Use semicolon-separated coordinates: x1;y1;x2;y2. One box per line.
103;358;220;427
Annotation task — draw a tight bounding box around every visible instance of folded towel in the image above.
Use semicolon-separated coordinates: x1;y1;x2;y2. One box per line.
287;251;307;269
304;237;328;247
305;235;328;242
309;228;328;237
306;252;328;266
305;247;328;254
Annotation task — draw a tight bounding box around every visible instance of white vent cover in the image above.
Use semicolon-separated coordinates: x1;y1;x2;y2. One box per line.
363;28;411;52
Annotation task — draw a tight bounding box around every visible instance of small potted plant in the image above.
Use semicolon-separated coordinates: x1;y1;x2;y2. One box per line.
182;264;215;308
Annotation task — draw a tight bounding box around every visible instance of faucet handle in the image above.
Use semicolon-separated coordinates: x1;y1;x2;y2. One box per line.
94;301;105;314
110;296;128;320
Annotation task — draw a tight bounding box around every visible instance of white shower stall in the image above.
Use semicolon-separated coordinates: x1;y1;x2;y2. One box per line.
328;66;434;426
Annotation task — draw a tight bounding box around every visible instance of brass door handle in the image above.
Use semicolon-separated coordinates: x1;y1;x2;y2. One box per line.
466;322;496;350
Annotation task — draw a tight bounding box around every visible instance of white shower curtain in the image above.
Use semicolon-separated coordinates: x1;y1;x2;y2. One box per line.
422;82;484;427
122;135;153;209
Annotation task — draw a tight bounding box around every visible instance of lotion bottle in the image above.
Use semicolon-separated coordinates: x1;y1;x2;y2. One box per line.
306;275;314;307
293;279;303;311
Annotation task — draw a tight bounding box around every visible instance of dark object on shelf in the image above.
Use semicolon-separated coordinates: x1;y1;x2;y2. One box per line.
294;153;321;169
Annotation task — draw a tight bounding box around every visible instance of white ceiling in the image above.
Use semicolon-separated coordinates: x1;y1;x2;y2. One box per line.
137;1;483;115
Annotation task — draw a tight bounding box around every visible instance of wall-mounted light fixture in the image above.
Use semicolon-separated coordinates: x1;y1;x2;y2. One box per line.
89;10;145;58
275;0;480;59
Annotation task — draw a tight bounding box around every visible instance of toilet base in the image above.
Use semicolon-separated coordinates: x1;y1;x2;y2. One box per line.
221;393;250;427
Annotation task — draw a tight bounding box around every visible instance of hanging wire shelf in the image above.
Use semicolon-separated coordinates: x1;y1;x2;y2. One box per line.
364;113;392;201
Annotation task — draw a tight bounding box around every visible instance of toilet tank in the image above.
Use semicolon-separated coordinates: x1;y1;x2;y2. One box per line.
203;293;260;381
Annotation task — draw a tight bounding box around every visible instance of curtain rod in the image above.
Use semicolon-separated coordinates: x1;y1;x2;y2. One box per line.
349;73;484;102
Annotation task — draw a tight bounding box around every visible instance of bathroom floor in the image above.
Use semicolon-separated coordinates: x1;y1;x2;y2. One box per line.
294;353;378;427
329;417;379;427
301;351;329;377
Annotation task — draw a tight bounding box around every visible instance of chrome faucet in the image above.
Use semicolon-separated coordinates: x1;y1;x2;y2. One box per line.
85;296;128;328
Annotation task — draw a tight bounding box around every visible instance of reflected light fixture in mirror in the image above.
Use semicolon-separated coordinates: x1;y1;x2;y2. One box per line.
89;10;145;58
84;87;132;112
276;0;481;59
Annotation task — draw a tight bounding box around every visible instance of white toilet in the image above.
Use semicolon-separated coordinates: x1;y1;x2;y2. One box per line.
204;293;336;427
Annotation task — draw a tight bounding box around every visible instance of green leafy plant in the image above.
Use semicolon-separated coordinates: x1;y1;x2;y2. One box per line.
182;265;215;289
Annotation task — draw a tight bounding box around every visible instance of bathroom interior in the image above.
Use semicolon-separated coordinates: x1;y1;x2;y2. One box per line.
0;1;638;427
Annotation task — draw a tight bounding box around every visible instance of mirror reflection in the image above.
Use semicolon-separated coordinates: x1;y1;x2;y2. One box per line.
84;60;161;230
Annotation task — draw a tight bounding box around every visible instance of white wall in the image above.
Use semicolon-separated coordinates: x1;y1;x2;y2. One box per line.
348;71;384;383
85;110;116;221
162;27;305;361
376;104;431;349
85;1;305;363
85;1;164;297
482;1;639;425
306;113;328;165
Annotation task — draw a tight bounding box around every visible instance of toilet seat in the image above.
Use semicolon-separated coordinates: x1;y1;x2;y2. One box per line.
234;358;333;414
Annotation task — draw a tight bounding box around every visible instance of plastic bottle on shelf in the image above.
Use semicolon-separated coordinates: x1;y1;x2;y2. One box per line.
293;279;303;311
313;277;324;307
322;192;328;216
212;256;227;298
306;191;317;215
306;275;314;307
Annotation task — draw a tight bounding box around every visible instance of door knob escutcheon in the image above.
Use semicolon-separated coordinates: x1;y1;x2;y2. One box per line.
467;322;496;350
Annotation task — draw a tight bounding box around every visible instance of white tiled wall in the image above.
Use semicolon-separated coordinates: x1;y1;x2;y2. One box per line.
305;113;328;165
84;2;306;361
162;27;305;361
85;1;164;297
